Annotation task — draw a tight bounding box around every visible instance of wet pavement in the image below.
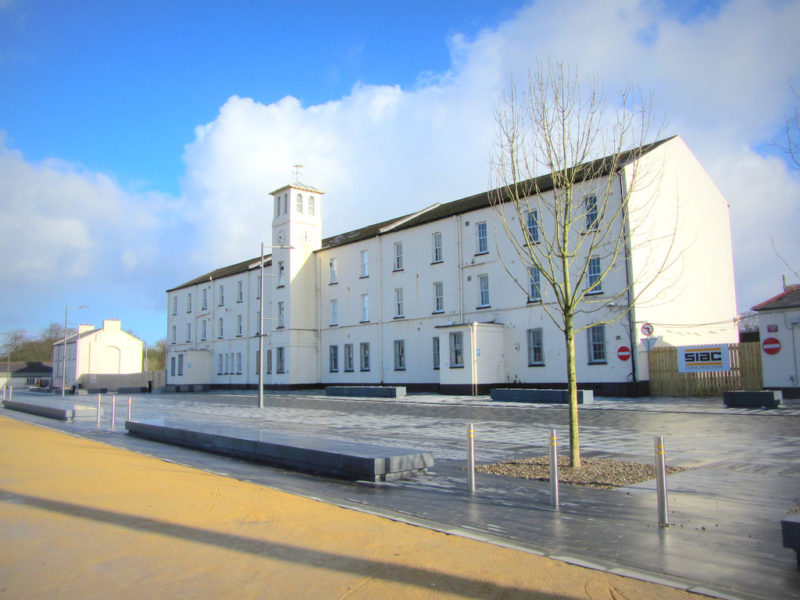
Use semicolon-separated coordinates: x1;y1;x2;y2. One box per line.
2;389;799;600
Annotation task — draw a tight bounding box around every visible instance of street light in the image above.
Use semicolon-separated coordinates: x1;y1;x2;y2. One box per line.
62;304;88;397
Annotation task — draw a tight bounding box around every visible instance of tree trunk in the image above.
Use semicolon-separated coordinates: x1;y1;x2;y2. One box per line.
564;311;581;468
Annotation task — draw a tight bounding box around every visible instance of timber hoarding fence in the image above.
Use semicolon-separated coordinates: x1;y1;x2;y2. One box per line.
649;343;762;396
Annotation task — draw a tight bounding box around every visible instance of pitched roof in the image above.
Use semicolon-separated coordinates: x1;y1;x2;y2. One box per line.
320;136;675;251
752;284;800;311
167;255;272;293
1;362;53;375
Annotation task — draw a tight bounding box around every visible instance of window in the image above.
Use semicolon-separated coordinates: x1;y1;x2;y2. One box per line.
478;274;490;307
266;349;272;374
256;275;261;299
256;309;261;336
277;302;285;328
432;337;440;370
202;288;208;310
587;257;602;294
170;356;176;377
201;320;207;341
237;314;243;336
187;293;192;313
255;350;260;374
360;342;370;371
329;345;339;372
278;261;285;287
217;354;223;375
297;193;303;214
527;328;544;366
360;250;369;277
275;196;280;217
344;344;353;372
185;323;191;342
171;325;176;344
237;352;242;374
433;281;444;313
394;340;406;370
394;288;404;318
526;210;539;244
588;325;607;363
394;242;403;271
329;258;338;284
283;194;287;214
308;196;315;216
219;285;224;306
218;317;223;338
276;347;285;373
224;353;229;374
528;267;541;302
330;299;338;326
476;221;488;254
450;332;464;367
585;195;598;231
172;296;177;315
432;232;443;263
178;354;184;376
361;294;369;322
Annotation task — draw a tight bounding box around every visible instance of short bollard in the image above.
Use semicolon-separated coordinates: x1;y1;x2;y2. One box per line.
467;423;476;494
549;428;560;508
127;396;132;421
654;435;669;527
110;395;116;431
96;394;102;428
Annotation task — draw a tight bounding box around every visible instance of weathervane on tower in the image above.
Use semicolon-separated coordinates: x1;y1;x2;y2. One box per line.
292;164;303;182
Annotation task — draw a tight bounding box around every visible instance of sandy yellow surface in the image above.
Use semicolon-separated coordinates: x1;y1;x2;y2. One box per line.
0;416;704;599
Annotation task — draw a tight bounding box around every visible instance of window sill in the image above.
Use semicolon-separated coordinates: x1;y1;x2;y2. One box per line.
276;285;284;290
431;260;443;265
329;281;338;286
236;300;243;303
432;310;444;315
359;275;369;279
585;290;603;296
392;268;404;273
588;360;607;365
393;315;405;320
329;323;338;328
360;320;370;324
394;368;406;372
360;369;371;372
276;326;284;330
476;305;491;310
450;365;464;369
474;251;489;257
433;367;440;371
344;369;354;373
527;298;541;304
528;362;545;367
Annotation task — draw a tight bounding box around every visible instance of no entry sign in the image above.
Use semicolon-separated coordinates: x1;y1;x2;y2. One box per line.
617;346;631;361
762;337;781;355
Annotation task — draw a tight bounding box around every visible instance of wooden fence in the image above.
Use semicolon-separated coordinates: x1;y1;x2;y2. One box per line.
648;343;762;397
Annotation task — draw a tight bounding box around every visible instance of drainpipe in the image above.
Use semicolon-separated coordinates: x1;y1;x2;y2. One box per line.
618;172;638;395
378;235;384;385
789;317;799;387
471;322;478;396
457;215;464;325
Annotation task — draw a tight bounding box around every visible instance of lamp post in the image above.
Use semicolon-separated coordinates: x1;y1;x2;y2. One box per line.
62;304;88;397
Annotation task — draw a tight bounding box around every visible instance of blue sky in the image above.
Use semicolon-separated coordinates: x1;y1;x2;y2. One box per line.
1;0;799;346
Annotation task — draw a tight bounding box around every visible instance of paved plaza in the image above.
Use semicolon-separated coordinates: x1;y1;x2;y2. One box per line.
2;389;799;599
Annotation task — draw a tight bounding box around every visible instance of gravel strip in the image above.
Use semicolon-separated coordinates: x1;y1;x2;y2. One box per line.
476;456;687;489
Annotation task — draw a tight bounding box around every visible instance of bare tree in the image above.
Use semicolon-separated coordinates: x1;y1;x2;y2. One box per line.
490;62;676;467
771;87;800;279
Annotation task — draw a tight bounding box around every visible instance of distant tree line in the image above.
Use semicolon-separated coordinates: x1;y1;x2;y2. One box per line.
1;324;166;370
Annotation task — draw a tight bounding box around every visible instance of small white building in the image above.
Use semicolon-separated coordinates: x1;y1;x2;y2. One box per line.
752;284;800;398
166;135;739;395
52;319;144;392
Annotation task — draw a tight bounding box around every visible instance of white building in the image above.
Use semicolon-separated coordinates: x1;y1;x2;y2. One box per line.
166;136;739;395
52;319;144;393
752;284;800;398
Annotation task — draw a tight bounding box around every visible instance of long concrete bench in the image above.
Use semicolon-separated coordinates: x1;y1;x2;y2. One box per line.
326;385;406;398
125;419;433;482
723;390;782;409
490;388;594;404
2;399;99;421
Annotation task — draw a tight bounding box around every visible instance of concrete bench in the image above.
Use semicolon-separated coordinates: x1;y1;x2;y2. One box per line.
326;386;406;398
490;388;594;404
125;419;433;482
723;390;782;409
2;399;99;421
782;513;800;569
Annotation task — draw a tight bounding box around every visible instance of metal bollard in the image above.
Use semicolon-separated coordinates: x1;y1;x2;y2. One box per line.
654;435;669;527
467;423;476;494
549;428;560;508
96;394;102;428
110;395;116;431
127;396;132;422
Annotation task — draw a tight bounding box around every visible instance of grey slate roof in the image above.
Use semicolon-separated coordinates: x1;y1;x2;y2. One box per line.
1;362;53;375
168;255;272;293
752;284;800;311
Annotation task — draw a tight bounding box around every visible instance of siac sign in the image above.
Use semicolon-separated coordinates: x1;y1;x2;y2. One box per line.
677;345;730;373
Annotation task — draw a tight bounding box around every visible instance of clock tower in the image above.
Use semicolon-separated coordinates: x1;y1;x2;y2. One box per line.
269;181;324;386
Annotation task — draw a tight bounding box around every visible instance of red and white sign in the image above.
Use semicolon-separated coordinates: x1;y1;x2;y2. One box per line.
617;346;631;361
640;322;654;337
762;337;781;355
